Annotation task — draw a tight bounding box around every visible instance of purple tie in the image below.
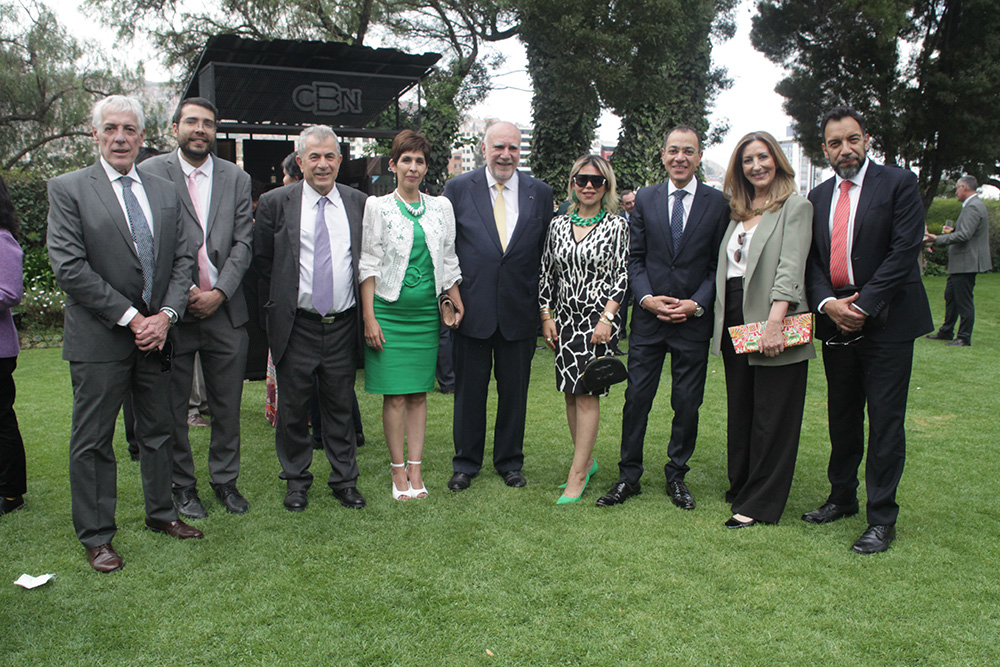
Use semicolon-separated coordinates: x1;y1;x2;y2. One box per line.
312;196;333;315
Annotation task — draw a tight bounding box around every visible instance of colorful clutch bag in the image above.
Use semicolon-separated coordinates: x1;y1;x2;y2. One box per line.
727;313;813;354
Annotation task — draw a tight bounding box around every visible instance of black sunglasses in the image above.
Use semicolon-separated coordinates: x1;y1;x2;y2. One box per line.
734;232;747;263
573;174;607;189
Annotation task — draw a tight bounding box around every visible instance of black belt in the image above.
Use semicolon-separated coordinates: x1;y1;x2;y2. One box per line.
296;306;356;324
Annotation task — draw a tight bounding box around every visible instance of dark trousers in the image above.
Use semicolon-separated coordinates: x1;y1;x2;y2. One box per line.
0;356;26;497
170;317;249;490
452;329;534;475
821;338;914;526
618;331;710;485
436;324;455;390
275;311;359;492
69;350;177;548
720;284;808;523
938;272;976;342
309;379;364;445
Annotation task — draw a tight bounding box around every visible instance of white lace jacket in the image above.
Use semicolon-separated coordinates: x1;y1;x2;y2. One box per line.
359;193;462;302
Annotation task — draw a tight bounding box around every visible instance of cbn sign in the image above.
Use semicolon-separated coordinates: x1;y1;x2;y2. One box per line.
293;82;363;117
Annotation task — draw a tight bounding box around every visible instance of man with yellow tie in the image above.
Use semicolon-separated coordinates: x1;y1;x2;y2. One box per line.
442;121;554;491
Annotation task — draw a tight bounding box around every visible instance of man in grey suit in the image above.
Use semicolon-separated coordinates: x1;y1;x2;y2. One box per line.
253;125;368;511
925;175;992;346
48;95;203;574
143;97;253;517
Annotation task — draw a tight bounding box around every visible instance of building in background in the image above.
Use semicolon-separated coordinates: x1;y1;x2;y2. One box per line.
779;128;826;194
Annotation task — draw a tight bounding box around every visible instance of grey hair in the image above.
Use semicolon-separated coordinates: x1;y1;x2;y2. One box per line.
92;95;146;132
297;125;341;156
957;175;978;191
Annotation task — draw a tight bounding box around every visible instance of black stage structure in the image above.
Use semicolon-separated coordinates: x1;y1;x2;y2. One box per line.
179;35;441;378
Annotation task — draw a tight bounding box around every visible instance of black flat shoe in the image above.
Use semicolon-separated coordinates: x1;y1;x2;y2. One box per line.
501;470;526;488
725;515;758;529
332;486;366;509
0;495;25;516
283;489;308;511
596;481;641;506
801;501;859;524
851;524;895;554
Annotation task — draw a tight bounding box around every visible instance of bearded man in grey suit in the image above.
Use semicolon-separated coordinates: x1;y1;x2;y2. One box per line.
143;97;253;518
48;95;203;574
925;175;993;346
253;125;368;511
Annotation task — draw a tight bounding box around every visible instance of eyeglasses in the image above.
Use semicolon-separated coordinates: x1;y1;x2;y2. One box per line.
573;174;607;189
824;333;864;347
734;232;747;263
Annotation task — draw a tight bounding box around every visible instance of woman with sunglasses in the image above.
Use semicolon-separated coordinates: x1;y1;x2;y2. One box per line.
539;155;628;504
360;129;463;501
711;131;815;528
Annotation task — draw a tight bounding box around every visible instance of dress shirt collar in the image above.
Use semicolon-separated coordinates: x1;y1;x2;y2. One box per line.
177;150;213;179
99;155;141;184
962;193;978;208
833;156;870;192
667;178;698;199
486;168;519;196
303;181;343;210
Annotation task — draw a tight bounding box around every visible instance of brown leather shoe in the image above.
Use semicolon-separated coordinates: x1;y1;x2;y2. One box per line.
86;543;124;573
145;517;204;539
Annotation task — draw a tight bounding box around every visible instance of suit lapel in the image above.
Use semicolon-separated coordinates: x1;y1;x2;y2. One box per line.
143;175;166;263
744;207;779;285
507;172;535;254
471;169;504;254
165;151;200;226
812;178;835;262
206;159;225;237
287;182;304;270
89;163;139;261
649;182;672;260
854;162;882;242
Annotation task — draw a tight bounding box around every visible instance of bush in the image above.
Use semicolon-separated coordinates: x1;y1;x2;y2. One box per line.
2;169;49;251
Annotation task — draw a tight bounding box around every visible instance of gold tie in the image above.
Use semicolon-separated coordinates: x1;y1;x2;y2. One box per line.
493;183;508;252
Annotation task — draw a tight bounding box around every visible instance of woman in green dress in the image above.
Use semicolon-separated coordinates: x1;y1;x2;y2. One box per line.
360;130;463;501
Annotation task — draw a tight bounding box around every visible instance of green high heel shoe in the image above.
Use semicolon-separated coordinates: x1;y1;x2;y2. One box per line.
556;459;598;504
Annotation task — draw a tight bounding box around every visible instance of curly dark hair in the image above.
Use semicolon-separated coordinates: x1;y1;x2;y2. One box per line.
0;174;20;240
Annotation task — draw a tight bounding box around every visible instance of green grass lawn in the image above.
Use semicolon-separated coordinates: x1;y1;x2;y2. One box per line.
2;275;999;666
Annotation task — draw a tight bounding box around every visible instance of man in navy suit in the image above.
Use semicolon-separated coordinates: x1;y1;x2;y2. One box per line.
443;121;554;491
597;126;729;508
802;106;932;554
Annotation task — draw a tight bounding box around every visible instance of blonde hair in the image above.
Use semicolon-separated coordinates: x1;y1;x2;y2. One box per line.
724;131;796;222
566;154;620;215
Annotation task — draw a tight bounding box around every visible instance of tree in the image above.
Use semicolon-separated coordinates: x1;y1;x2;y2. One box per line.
752;0;1000;209
0;0;144;173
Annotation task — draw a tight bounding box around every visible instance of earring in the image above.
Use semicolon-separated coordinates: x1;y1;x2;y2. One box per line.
571;191;578;203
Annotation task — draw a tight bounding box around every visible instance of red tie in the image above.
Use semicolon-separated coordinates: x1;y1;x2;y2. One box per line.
830;180;853;289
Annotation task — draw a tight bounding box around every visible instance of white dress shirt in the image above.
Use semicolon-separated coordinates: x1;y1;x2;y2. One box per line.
485;169;519;246
667;178;698;232
298;183;356;313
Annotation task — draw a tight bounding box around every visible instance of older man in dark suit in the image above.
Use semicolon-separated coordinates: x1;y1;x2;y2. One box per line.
597;126;729;509
803;106;933;554
925;175;992;346
48;95;202;573
253;125;368;511
143;97;253;518
443;121;554;491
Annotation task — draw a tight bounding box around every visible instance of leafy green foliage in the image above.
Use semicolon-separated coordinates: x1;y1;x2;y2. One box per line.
751;0;1000;208
0;1;144;173
1;170;48;251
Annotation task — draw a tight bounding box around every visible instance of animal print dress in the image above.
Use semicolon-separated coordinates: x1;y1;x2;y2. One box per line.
539;212;630;395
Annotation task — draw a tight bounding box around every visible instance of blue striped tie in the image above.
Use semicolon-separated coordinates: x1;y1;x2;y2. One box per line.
120;176;155;308
671;189;687;253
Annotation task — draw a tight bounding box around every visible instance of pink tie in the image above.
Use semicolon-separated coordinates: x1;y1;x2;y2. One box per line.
187;169;212;291
829;180;853;289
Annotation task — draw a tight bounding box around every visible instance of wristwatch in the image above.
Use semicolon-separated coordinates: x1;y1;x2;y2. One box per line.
692;303;705;318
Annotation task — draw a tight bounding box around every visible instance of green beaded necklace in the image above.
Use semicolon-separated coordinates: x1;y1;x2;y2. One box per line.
569;208;607;227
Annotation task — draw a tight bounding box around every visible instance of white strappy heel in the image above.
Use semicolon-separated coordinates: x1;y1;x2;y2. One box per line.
391;462;412;501
407;460;429;499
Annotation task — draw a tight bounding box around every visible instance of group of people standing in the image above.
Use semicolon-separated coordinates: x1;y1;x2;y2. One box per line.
0;92;951;573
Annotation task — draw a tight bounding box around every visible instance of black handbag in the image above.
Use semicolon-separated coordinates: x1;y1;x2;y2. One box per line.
581;355;628;393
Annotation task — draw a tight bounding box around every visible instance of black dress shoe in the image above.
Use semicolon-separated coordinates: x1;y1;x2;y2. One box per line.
851;524;895;554
212;483;249;514
801;501;859;524
724;516;757;529
332;486;367;508
501;470;526;487
448;471;473;491
173;486;208;520
596;481;641;506
946;338;970;347
284;489;308;511
667;480;695;510
356;432;366;447
0;495;25;516
925;331;953;341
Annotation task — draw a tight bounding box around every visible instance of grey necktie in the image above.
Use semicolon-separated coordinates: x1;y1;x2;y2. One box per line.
120;176;154;308
671;189;687;253
312;196;333;315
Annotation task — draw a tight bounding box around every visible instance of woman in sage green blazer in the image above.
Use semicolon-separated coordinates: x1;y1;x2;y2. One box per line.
711;131;815;528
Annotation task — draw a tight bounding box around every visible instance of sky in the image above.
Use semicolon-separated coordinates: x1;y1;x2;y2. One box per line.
50;0;792;168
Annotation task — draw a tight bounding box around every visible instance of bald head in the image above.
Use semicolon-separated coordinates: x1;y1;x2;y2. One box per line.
482;121;522;183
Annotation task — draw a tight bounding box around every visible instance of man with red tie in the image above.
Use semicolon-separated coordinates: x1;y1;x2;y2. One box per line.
803;107;933;554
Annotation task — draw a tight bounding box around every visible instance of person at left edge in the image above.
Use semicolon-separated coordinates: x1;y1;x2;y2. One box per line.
48;95;202;574
143;97;253;519
253;125;369;511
